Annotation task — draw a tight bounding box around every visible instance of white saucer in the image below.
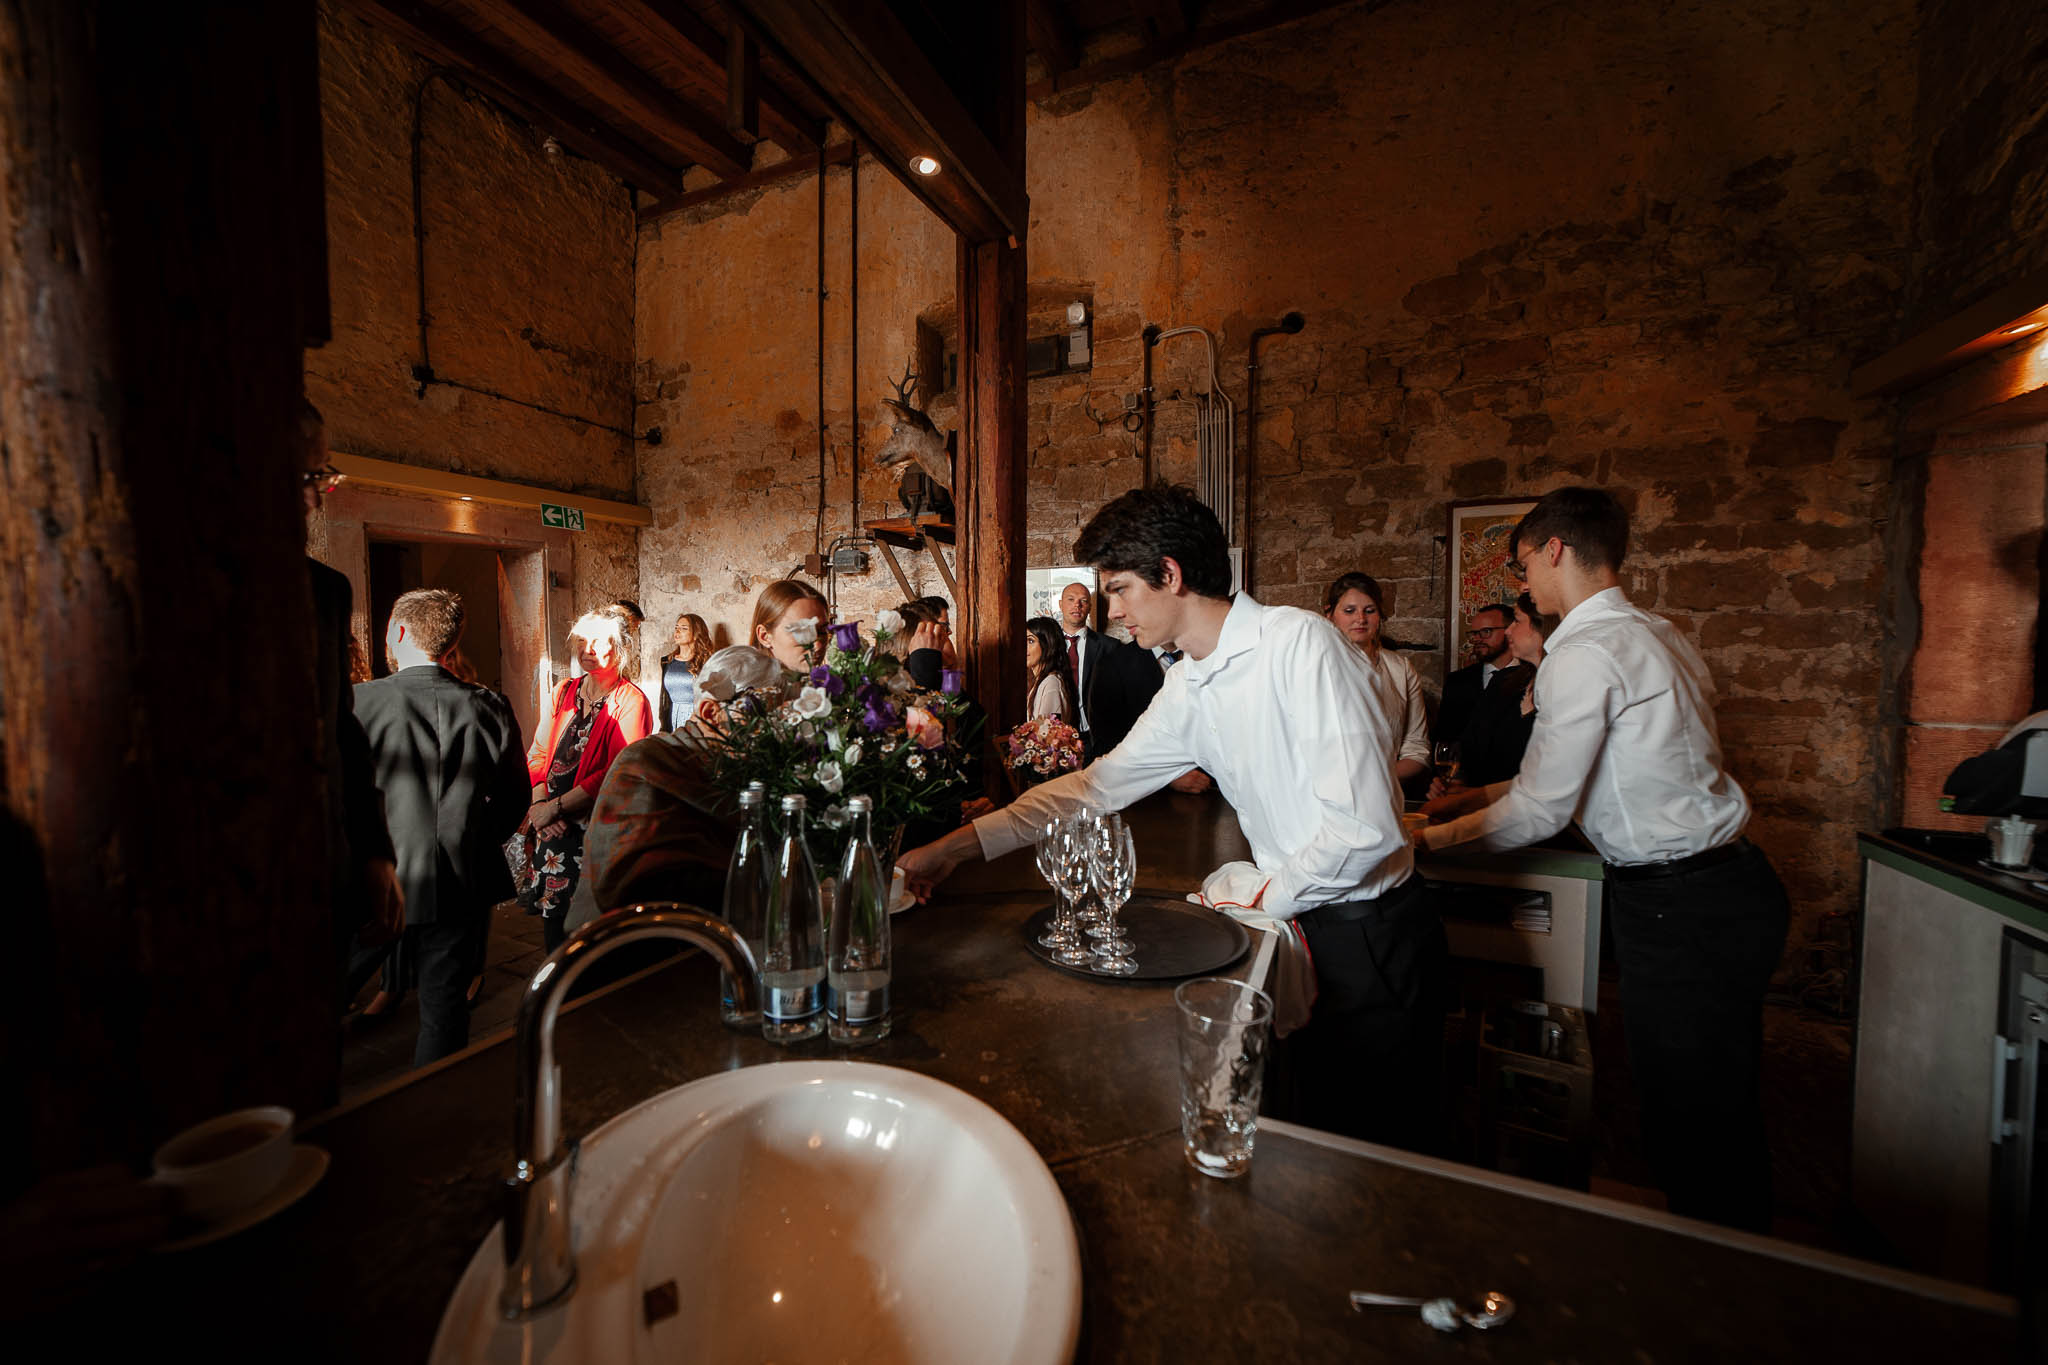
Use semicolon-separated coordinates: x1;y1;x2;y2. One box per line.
155;1144;329;1253
1979;857;2048;881
888;867;916;915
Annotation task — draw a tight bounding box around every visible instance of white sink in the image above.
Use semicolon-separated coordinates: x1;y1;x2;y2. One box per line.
431;1061;1082;1365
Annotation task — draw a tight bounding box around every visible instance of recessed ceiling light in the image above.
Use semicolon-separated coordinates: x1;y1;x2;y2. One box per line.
909;154;941;176
2003;320;2045;336
460;495;473;501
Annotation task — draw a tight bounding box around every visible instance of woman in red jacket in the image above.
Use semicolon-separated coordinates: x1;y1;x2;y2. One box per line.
517;610;653;948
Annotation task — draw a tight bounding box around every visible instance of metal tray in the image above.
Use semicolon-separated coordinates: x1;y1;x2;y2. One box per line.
1022;894;1251;983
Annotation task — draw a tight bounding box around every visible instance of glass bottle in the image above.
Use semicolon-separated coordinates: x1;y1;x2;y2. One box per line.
828;795;892;1044
718;783;769;1029
760;793;825;1043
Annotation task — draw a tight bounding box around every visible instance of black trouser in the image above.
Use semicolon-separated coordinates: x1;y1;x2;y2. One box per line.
344;916;478;1066
1606;840;1789;1233
1264;877;1448;1154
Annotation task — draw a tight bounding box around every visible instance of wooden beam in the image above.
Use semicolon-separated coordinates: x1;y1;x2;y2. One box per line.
730;0;1027;243
1853;266;2048;397
341;0;681;190
637;139;855;224
463;0;752;178
726;24;760;142
611;0;824;150
1030;0;1379;101
1129;0;1189;40
956;233;1030;750
326;452;655;525
1024;0;1077;80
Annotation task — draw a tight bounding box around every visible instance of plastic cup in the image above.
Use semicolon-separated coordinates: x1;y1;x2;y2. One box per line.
1174;978;1274;1178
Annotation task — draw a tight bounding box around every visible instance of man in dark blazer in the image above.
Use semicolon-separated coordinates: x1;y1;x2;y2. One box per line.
1059;581;1164;762
353;588;530;1064
1435;602;1514;750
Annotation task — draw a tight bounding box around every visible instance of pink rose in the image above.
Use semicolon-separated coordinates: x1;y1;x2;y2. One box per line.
905;705;946;750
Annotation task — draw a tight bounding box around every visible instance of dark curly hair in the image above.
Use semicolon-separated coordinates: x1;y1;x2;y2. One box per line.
1072;484;1231;599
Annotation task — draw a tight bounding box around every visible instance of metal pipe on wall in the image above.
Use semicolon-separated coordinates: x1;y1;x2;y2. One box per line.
1244;312;1305;594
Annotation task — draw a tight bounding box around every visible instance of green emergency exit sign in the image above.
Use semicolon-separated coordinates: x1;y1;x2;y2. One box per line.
540;502;585;531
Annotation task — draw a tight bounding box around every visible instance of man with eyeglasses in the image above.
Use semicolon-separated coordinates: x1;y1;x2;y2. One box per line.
1419;485;1788;1233
1435;602;1515;754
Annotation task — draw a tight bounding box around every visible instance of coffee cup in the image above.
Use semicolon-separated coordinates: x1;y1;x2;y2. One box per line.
1987;815;2038;870
151;1104;294;1223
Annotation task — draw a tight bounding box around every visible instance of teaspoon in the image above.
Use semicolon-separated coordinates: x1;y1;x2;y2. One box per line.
1349;1289;1516;1331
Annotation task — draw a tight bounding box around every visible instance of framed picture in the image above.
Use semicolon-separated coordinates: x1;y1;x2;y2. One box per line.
1447;498;1536;663
1024;565;1098;624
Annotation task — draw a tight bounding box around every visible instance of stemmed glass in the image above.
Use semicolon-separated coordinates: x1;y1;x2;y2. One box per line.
1034;819;1083;952
1048;820;1101;967
1089;817;1138;975
1433;739;1462;789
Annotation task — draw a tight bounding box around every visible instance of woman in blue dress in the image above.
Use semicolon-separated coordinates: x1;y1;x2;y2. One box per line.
657;612;713;731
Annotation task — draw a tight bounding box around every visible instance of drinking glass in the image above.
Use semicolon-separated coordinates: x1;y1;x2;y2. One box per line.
1433;739;1461;787
1034;819;1081;951
1174;977;1274;1178
1089;819;1138;975
1048;821;1099;967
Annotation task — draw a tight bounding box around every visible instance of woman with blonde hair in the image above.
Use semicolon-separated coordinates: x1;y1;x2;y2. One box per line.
516;609;654;947
658;611;714;731
751;578;829;673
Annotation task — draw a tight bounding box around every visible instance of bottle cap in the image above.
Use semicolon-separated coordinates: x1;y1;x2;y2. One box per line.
847;795;873;813
747;780;767;793
739;787;763;806
781;793;807;812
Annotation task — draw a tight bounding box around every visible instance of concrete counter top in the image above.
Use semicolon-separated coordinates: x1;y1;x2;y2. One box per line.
79;794;2015;1359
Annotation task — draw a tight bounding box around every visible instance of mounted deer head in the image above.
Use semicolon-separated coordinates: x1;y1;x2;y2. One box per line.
875;362;952;499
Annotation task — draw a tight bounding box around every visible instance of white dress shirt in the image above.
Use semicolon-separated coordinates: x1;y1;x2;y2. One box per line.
1425;587;1748;865
974;594;1412;917
1359;647;1431;768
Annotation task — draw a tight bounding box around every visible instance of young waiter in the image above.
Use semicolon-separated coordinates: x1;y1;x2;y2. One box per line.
899;484;1446;1152
1421;486;1789;1231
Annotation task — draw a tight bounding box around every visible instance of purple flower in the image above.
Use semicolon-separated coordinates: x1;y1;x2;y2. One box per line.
861;697;898;733
830;622;862;654
940;669;964;695
809;665;846;698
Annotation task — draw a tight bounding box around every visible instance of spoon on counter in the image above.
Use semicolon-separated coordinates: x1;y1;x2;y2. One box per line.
1350;1289;1516;1331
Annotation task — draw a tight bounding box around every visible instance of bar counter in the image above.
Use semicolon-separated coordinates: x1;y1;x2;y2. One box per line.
113;793;2014;1361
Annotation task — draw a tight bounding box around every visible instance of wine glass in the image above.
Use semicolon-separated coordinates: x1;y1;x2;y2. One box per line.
1035;818;1081;951
1070;807;1105;929
1433;739;1462;789
1048;820;1100;967
1090;821;1138;975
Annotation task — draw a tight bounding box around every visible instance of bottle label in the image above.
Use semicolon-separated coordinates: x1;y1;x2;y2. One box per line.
830;984;890;1025
762;982;821;1021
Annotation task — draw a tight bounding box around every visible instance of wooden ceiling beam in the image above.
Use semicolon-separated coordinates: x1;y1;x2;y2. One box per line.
610;0;825;151
463;0;753;178
341;0;682;191
1128;0;1190;42
726;25;760;142
1031;0;1379;101
730;0;1026;244
1024;0;1077;80
637;140;857;226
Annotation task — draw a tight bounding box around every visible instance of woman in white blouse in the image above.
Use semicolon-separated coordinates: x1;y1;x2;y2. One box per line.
1023;615;1076;724
1325;572;1430;787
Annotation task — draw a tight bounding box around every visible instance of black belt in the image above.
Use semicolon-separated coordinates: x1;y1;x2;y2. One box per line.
1604;839;1750;883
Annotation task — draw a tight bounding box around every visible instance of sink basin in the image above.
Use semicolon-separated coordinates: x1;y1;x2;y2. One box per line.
430;1061;1082;1365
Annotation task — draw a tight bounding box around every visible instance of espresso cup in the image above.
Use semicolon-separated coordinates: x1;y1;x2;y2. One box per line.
1987;816;2038;869
152;1105;294;1223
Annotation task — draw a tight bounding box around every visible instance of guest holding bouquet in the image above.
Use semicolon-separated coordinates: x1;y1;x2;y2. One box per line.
1023;616;1076;724
518;610;653;948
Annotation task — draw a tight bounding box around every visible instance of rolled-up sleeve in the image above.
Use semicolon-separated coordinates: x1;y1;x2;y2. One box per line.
1462;644;1616;851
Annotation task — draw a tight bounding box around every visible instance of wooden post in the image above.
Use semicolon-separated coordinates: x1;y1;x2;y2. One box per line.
956;234;1030;760
0;0;335;1167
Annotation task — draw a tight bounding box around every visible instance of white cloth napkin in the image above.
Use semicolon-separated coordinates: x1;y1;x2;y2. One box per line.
1188;861;1317;1038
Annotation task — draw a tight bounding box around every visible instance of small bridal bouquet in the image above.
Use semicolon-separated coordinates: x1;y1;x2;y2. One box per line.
1000;715;1083;791
705;608;978;867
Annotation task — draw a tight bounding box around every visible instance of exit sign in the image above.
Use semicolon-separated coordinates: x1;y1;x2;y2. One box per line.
540;502;585;531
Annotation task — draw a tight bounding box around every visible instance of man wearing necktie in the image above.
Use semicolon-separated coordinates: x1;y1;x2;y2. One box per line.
1059;580;1163;763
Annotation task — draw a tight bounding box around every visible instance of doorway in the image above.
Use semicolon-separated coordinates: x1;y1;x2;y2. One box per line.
367;538;507;690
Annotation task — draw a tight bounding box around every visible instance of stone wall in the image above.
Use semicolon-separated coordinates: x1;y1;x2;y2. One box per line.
635;0;1921;984
1906;0;2048;329
307;0;640;642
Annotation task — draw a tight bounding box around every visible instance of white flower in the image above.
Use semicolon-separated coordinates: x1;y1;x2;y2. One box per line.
821;802;850;829
906;752;925;774
876;608;904;638
816;760;844;794
884;669;915;694
698;671;736;702
844;741;863;765
797;721;815;740
785;616;819;647
792;685;830;719
825;727;844;752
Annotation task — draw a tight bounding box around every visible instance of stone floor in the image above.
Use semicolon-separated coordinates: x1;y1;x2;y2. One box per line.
340;907;1863;1257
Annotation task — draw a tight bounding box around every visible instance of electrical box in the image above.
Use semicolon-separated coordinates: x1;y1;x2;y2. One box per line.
831;547;870;573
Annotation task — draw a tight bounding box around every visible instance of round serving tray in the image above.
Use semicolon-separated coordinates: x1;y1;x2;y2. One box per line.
1022;894;1251;983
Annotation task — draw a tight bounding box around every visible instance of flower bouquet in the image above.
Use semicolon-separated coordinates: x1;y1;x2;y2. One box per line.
704;609;978;869
1000;714;1083;794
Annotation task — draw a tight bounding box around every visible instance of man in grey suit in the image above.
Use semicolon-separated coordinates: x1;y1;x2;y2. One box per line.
353;589;530;1064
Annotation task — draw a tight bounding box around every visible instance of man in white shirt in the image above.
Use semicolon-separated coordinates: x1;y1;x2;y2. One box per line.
900;485;1445;1151
1420;486;1789;1231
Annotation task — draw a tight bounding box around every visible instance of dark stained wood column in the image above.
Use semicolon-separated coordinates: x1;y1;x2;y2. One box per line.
0;0;335;1169
956;236;1030;746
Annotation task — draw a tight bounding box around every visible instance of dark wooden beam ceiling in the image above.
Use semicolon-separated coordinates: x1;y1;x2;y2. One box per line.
1033;0;1382;100
1025;0;1079;81
638;139;857;225
607;0;825;151
1128;0;1189;42
731;0;1027;244
461;0;752;177
726;25;760;141
342;0;683;190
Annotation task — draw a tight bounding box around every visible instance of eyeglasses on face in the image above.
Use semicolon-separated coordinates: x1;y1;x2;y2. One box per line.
302;464;345;493
1468;626;1504;637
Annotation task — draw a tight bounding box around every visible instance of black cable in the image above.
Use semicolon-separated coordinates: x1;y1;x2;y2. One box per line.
850;144;860;532
815;143;827;556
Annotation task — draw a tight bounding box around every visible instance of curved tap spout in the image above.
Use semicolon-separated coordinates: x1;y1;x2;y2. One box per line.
499;903;758;1319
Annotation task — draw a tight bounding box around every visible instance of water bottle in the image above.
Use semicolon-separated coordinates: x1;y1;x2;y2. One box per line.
760;793;825;1043
718;783;769;1029
828;795;892;1044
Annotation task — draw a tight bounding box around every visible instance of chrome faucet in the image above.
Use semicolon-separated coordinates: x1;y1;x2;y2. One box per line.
499;903;758;1319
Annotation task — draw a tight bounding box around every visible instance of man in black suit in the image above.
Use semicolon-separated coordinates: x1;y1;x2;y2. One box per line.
1058;581;1163;762
353;589;531;1064
1435;602;1515;750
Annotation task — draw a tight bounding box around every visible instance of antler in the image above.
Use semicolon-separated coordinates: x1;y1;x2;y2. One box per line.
889;361;921;409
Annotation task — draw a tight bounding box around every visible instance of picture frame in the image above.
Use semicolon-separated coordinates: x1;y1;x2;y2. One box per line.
1024;565;1099;624
1447;497;1537;664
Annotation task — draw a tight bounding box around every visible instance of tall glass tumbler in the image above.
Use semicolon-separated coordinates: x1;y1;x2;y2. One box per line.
1174;977;1275;1178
